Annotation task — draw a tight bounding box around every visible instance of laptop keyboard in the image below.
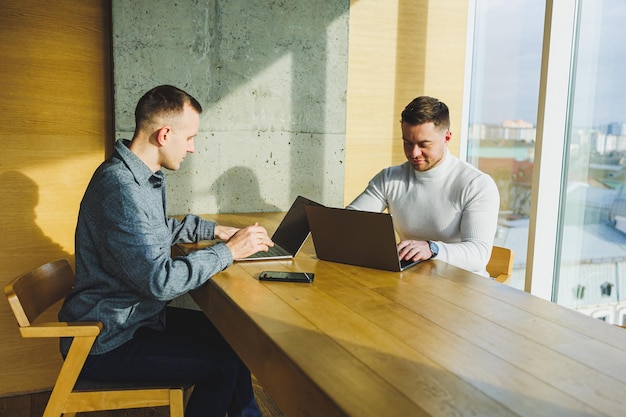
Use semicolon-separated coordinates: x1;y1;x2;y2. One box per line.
400;258;419;269
246;244;290;259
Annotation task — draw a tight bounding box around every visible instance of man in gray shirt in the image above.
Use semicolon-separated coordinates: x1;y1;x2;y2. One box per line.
59;85;272;417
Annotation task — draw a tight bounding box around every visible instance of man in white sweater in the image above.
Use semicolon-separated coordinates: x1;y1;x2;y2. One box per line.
347;96;500;276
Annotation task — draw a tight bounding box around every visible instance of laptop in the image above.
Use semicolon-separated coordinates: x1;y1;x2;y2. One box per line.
304;205;421;272
237;195;323;261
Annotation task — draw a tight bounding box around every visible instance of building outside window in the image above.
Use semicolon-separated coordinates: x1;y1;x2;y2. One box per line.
465;0;545;290
465;0;626;324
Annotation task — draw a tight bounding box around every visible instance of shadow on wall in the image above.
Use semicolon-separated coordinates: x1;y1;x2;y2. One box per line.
0;171;72;399
210;166;281;213
0;171;72;284
205;1;348;205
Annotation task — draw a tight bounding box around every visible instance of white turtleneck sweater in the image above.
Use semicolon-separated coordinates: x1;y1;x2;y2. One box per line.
347;151;500;276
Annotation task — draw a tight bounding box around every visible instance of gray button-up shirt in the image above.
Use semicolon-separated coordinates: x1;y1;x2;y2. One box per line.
59;139;233;355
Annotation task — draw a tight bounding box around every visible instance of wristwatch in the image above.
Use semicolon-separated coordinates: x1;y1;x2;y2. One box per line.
427;241;439;259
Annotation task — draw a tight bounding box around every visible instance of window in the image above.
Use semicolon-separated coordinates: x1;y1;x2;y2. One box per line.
466;0;626;323
465;0;546;290
556;0;626;318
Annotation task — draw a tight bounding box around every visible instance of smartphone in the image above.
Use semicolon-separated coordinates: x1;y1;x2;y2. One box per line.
259;271;314;283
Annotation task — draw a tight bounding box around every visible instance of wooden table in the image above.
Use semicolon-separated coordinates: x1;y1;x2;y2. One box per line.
179;213;626;417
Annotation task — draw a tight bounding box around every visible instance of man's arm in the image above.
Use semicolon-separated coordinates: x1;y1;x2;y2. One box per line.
346;169;388;212
168;216;273;260
168;214;215;244
429;174;500;274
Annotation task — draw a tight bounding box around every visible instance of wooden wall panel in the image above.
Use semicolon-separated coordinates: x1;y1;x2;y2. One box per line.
344;0;401;205
0;0;112;397
344;0;468;204
419;1;468;156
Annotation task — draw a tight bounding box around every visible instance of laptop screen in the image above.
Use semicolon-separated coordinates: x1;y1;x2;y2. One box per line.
305;205;419;272
271;195;323;254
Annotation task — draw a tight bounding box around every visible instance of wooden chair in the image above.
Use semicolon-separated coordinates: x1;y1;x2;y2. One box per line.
486;246;514;284
4;259;188;417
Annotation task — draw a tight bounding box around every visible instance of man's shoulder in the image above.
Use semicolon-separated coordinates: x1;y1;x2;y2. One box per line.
88;155;137;195
438;156;495;191
451;156;491;178
379;162;412;177
365;163;413;189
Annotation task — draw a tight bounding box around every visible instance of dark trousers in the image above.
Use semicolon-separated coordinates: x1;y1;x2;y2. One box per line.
80;307;261;417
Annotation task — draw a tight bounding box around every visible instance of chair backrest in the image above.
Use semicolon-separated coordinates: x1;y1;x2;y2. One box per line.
486;246;514;283
5;259;187;417
4;259;74;327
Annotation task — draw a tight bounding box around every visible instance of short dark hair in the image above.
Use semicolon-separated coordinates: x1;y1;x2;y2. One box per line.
134;85;202;131
401;96;450;130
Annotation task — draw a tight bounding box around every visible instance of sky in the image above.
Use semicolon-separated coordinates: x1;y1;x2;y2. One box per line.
470;0;626;128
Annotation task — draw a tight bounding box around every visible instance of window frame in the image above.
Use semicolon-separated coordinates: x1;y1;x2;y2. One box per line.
462;0;580;301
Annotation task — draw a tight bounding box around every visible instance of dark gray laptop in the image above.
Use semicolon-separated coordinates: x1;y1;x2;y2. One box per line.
304;205;420;272
237;195;323;261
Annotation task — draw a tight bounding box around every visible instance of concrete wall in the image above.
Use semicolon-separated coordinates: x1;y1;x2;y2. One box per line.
112;0;349;214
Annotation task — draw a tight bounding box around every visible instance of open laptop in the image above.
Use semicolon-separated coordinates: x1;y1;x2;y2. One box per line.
304;205;421;272
237;195;323;261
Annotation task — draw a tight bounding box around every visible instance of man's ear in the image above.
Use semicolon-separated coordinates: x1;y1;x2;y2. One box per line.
156;126;171;146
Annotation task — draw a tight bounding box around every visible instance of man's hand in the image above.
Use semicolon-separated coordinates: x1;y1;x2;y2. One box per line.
214;225;239;241
397;239;432;262
224;222;274;260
